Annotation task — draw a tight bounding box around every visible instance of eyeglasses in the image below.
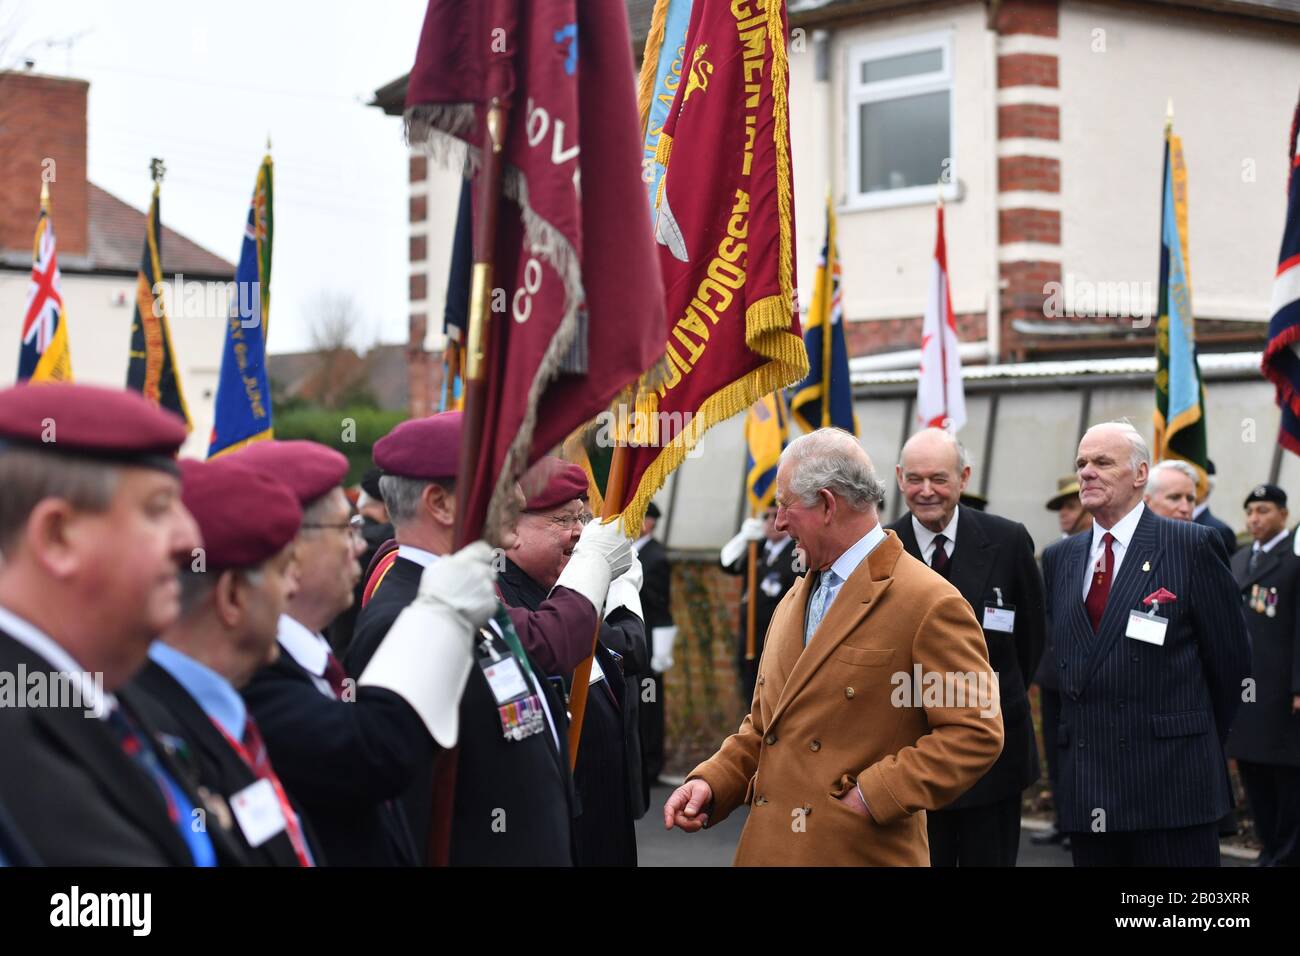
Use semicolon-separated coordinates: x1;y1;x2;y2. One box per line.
302;515;366;539
545;512;594;530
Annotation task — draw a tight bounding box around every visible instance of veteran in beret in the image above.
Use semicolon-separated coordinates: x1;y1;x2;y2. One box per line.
0;383;212;865
235;438;493;866
122;457;317;866
1227;483;1300;866
348;411;635;866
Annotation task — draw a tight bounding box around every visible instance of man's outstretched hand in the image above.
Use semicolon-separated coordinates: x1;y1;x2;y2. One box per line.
663;779;713;832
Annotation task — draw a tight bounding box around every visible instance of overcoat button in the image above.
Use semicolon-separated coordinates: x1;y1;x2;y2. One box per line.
844;687;855;699
809;739;821;752
764;733;777;746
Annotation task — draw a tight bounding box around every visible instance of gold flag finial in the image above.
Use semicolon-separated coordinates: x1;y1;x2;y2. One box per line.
1165;98;1174;133
149;157;166;184
39;181;50;209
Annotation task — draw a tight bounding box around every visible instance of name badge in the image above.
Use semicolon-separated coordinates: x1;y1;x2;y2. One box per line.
483;657;529;705
982;604;1016;633
1126;609;1167;645
230;778;288;847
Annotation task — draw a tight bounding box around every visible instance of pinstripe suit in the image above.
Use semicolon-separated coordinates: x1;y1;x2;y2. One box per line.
1042;505;1251;864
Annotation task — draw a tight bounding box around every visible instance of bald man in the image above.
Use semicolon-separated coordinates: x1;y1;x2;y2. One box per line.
888;427;1045;866
1041;422;1250;866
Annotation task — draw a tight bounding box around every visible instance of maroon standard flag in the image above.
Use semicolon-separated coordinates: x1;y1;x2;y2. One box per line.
405;0;666;540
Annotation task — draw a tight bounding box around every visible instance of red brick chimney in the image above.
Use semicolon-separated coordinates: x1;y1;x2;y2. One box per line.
0;71;90;258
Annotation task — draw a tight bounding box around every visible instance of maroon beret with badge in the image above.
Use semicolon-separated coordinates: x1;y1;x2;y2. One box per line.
521;457;589;512
230;439;348;507
373;410;461;481
180;458;302;570
0;383;188;471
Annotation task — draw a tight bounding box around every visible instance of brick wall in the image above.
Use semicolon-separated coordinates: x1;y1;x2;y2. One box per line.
0;72;90;257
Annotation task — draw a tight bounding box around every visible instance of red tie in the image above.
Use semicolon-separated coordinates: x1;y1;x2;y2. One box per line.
1085;532;1115;632
323;653;349;699
214;716;316;867
930;534;951;577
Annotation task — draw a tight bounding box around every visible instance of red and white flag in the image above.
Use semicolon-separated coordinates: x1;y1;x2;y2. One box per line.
916;201;965;432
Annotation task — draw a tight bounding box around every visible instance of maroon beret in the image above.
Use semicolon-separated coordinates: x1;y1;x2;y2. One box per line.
522;457;589;512
229;439;348;507
0;383;187;471
180;458;302;570
373;410;461;481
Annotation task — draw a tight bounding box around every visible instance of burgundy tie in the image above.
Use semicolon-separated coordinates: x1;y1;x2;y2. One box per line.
323;653;349;699
930;534;951;577
1085;532;1115;632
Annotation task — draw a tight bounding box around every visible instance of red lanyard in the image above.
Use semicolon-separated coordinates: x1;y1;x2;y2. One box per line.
212;718;315;868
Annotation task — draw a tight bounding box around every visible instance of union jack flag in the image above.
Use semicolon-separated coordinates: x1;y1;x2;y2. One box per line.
17;192;73;382
1262;89;1300;455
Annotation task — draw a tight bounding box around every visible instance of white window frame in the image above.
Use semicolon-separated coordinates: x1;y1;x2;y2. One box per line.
843;29;958;212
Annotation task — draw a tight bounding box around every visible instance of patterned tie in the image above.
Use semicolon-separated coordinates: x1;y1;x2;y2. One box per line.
226;716;316;867
104;706;217;866
1085;532;1115;632
1248;546;1262;574
930;534;951;577
805;570;840;644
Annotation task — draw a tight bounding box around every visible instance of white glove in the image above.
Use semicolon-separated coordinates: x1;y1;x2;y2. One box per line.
720;517;765;567
555;519;633;612
651;625;677;672
604;551;644;621
357;540;498;747
416;540;499;629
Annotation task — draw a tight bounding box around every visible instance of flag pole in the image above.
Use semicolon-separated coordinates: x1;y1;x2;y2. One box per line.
430;95;512;867
567;439;631;768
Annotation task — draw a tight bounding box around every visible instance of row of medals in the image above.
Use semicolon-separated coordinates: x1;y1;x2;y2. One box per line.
1247;584;1278;618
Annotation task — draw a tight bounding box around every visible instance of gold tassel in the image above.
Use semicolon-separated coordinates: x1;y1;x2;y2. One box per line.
636;0;672;136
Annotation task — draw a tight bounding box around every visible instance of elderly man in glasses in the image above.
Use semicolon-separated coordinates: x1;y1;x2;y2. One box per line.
497;457;649;866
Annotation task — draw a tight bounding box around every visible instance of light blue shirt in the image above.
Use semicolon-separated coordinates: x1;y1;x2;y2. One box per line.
804;524;887;643
148;642;246;742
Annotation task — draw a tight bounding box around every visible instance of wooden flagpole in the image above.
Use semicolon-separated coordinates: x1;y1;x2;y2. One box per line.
428;95;511;867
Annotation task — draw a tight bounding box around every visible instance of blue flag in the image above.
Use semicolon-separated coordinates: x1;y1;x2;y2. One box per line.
789;195;857;435
208;154;273;458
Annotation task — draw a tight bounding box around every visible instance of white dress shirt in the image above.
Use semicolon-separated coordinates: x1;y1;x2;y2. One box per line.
911;508;959;565
397;544;440;569
1254;529;1289;556
0;604;112;718
277;613;337;699
1082;501;1145;600
806;524;887;636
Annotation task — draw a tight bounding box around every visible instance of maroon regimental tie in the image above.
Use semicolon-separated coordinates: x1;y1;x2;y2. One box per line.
323;653;349;699
930;534;951;578
1085;532;1115;632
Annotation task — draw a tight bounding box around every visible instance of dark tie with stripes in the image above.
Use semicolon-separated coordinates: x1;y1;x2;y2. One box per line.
930;534;950;578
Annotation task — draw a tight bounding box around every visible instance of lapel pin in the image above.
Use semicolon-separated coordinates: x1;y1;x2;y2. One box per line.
1141;560;1151;572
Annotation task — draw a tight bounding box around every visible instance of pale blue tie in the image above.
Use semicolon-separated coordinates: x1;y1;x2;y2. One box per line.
805;570;840;645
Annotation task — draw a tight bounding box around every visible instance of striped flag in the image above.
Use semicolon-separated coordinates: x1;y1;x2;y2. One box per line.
1153;117;1208;491
789;194;857;435
1263;89;1300;456
17;185;73;383
745;391;789;514
208;153;273;457
126;177;192;429
637;0;694;213
916;200;965;432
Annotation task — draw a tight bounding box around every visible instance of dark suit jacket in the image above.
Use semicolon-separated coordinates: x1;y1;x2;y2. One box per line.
889;505;1046;807
1227;532;1300;767
498;559;650;841
347;556;586;866
1041;507;1251;833
638;538;674;631
1195;507;1238;557
242;642;434;866
0;631;207;866
722;537;800;663
124;659;323;866
0;798;40;866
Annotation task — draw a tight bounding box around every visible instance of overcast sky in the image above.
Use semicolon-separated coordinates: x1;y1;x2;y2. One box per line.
3;0;428;354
